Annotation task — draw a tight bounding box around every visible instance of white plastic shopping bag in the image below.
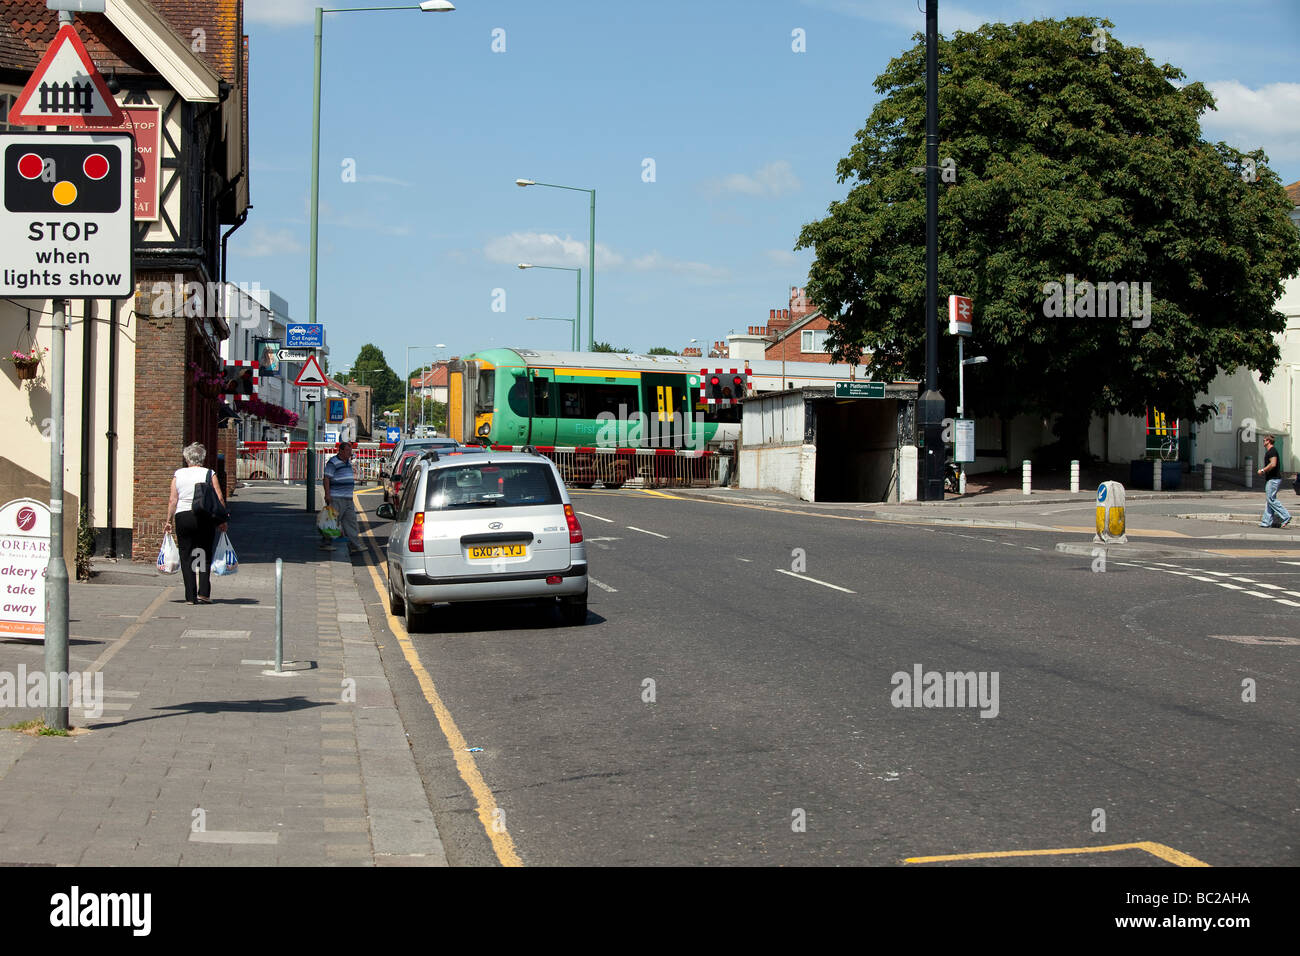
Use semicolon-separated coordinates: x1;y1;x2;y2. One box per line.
157;532;180;574
317;504;342;538
211;531;239;576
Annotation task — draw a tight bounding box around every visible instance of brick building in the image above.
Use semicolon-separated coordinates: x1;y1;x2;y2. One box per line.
761;286;832;363
0;1;249;562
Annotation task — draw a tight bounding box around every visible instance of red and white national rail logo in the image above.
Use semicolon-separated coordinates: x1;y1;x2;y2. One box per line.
15;507;36;532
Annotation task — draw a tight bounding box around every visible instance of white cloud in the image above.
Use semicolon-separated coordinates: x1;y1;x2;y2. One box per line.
765;249;800;267
483;232;725;280
1201;81;1300;163
709;160;801;199
244;0;316;26
240;226;305;258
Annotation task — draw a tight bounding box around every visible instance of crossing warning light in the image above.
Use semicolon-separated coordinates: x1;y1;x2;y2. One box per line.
4;141;123;213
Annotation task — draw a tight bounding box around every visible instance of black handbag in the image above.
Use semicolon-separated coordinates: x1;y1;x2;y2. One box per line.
192;469;230;523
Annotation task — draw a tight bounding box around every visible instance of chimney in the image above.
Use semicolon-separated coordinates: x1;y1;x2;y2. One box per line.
783;309;790;320
770;309;776;320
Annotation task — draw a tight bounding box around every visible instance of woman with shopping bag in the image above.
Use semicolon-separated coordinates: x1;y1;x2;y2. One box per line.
163;442;229;604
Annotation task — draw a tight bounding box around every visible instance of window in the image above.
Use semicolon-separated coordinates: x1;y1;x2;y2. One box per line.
801;329;830;353
558;383;638;419
424;462;561;510
475;369;495;413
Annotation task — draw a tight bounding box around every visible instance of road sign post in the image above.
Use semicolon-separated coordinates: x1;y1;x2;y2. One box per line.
294;354;328;512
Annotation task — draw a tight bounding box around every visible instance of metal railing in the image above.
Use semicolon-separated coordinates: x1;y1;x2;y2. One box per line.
236;442;390;484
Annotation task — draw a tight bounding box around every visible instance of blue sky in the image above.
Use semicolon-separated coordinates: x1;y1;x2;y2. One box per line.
232;0;1300;375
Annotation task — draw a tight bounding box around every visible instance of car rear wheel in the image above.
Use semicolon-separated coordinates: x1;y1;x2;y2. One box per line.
387;566;404;616
559;589;588;626
404;593;427;633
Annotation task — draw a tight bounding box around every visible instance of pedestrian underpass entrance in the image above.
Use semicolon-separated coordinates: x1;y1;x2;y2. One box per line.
738;384;919;502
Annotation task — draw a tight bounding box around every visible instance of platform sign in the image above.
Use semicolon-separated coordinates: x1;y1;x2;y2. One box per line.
286;324;324;349
834;381;885;398
0;498;50;642
0;131;134;297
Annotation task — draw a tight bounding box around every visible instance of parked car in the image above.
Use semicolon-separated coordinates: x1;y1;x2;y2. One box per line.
382;438;480;502
375;448;588;632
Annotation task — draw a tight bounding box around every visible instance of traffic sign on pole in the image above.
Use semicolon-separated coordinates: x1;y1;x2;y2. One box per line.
7;24;126;127
0;131;133;297
293;354;328;387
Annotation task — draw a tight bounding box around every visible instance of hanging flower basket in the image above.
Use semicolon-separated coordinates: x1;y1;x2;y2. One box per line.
8;348;45;381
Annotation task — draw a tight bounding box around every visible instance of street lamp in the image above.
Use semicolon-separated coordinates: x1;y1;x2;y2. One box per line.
405;344;442;436
518;263;581;350
526;316;579;351
306;0;455;510
419;343;447;434
516;178;595;350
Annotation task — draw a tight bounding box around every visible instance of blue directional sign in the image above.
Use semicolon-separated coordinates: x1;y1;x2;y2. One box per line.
286;323;324;348
386;426;401;443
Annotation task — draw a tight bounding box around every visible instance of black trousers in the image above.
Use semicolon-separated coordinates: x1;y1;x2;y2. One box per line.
175;511;216;602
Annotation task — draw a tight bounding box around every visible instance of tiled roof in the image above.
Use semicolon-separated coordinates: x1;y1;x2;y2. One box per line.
0;0;241;81
1286;181;1300;207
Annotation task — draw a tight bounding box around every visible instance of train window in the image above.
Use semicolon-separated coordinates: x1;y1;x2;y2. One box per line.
558;384;638;418
475;369;495;413
507;372;530;417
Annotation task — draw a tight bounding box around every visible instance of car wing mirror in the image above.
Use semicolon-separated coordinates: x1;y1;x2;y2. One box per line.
375;502;397;520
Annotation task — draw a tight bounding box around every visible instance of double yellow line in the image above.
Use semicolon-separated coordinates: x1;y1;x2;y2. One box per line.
355;492;523;867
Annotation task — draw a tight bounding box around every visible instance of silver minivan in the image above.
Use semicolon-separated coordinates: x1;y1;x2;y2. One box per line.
375;449;589;632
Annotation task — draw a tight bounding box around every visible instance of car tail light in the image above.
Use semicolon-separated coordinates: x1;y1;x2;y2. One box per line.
408;511;425;553
546;575;562;585
564;504;583;544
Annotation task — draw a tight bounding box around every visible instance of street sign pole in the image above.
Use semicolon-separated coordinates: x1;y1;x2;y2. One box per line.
307;347;317;513
44;297;69;731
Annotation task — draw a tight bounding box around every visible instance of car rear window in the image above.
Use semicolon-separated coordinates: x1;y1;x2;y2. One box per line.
423;462;561;510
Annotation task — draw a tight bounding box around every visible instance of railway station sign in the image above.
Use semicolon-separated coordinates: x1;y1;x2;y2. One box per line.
0;131;133;297
835;382;885;398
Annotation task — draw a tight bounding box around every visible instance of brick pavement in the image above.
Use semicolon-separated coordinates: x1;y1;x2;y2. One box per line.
0;483;445;867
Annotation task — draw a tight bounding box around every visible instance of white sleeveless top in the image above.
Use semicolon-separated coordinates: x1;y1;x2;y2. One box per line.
174;466;212;514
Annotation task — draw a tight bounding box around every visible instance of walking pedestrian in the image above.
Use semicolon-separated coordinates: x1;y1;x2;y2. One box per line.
323;441;364;555
164;442;229;604
1257;435;1292;529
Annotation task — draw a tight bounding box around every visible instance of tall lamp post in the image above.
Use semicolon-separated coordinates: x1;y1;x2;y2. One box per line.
515;178;595;350
307;0;455;511
526;316;579;351
405;343;445;435
518;263;581;350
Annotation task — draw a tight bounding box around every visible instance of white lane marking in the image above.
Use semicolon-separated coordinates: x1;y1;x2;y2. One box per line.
774;569;856;594
1188;575;1219;582
1250;582;1284;590
1273;598;1300;607
1025;547;1042;551
589;577;618;593
1242;591;1278;599
737;557;753;562
577;511;613;523
1216;582;1245;590
627;526;669;539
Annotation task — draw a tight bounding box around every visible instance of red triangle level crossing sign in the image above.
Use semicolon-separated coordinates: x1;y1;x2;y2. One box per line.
294;355;328;387
8;25;126;127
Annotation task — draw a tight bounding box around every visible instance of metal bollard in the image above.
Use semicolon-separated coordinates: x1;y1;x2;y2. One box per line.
1245;457;1253;490
1153;459;1162;491
1022;459;1032;495
1070;459;1080;493
275;557;283;673
1203;459;1213;491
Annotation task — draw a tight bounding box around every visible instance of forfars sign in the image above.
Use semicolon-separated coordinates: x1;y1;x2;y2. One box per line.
0;131;133;297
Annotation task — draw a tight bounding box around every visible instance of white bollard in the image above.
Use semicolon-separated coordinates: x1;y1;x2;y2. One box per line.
1203;459;1212;491
1153;459;1162;491
1022;459;1032;495
1245;457;1254;490
1070;459;1080;493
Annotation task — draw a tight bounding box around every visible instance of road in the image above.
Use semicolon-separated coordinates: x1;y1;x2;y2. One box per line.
352;487;1299;867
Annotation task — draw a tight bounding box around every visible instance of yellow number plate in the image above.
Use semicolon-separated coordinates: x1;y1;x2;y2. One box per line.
467;545;527;560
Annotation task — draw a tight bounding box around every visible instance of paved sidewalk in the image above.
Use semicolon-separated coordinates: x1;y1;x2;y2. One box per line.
0;483;445;866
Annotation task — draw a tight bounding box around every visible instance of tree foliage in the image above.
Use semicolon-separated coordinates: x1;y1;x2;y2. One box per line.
349;343;403;410
592;341;631;353
796;16;1300;440
646;346;678;355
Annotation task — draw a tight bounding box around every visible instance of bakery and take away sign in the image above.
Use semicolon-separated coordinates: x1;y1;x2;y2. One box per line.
0;498;50;642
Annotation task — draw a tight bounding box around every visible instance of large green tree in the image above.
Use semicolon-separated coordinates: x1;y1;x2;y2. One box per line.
348;343;403;410
796;16;1300;451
